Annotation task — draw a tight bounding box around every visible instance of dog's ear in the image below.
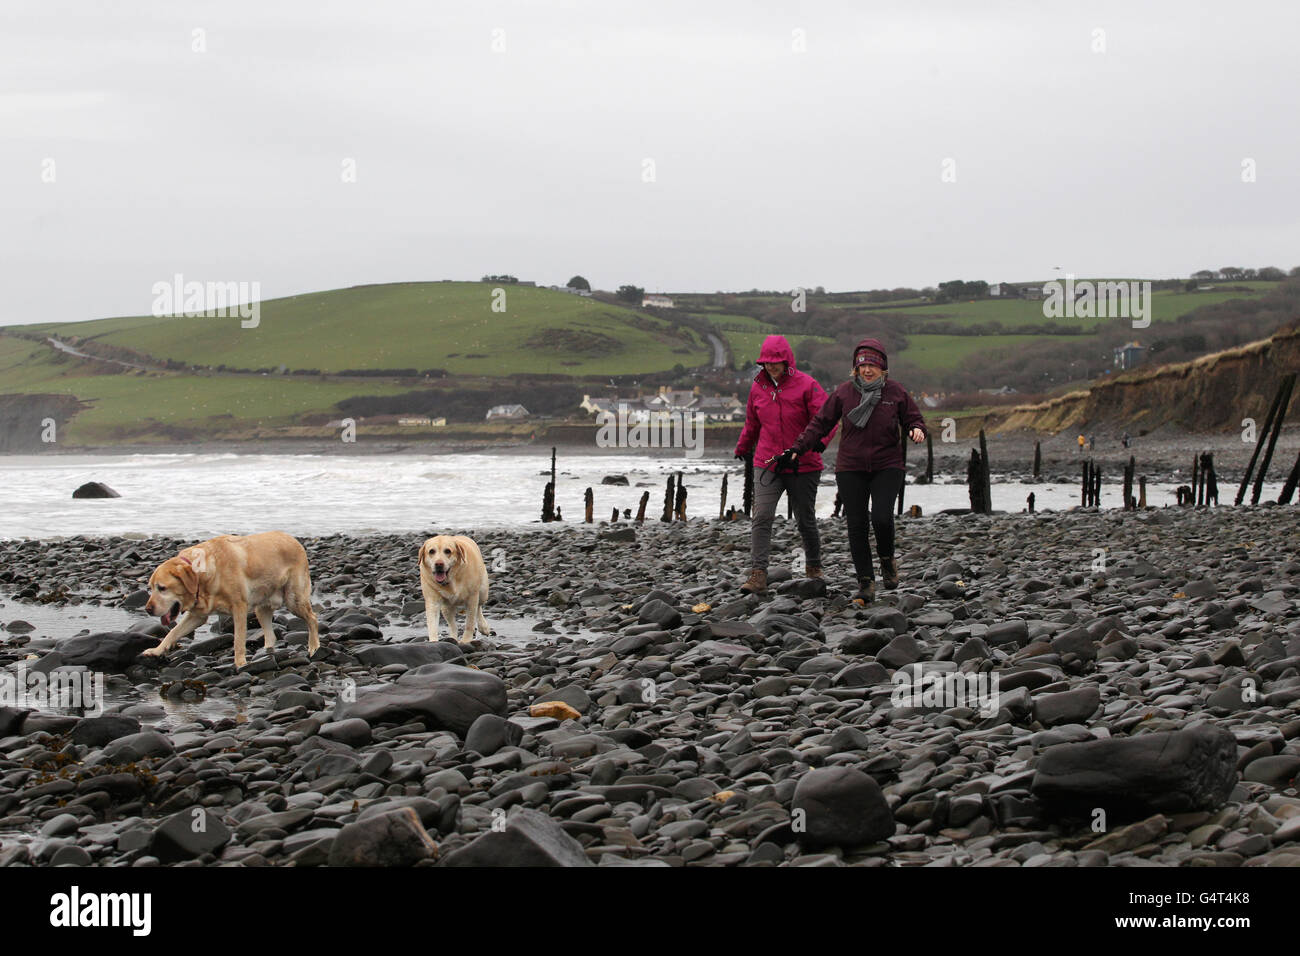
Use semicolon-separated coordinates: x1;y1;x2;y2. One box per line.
454;539;467;563
417;540;428;566
173;561;199;607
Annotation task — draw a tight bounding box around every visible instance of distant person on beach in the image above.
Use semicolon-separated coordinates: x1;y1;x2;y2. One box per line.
777;338;926;605
733;335;834;595
1122;432;1131;449
1077;434;1085;454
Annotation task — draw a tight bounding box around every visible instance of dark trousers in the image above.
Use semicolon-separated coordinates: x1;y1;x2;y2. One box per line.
836;468;904;582
750;468;821;570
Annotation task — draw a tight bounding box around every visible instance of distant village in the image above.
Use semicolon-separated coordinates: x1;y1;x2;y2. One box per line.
482;387;744;424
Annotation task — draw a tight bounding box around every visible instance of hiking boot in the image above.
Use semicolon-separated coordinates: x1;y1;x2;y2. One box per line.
740;569;768;594
805;564;823;579
853;578;876;606
881;556;899;590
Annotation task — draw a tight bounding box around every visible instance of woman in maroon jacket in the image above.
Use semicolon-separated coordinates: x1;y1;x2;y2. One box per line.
776;338;927;604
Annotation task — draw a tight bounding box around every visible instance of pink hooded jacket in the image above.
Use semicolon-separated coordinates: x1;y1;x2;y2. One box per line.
734;335;835;473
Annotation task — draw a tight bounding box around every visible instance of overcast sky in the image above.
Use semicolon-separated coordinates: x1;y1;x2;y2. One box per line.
2;0;1297;325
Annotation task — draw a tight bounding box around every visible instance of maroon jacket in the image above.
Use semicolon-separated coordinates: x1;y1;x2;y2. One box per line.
789;338;927;472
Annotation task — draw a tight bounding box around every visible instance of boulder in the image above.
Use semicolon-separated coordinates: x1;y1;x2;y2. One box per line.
791;766;895;848
332;662;507;737
352;642;464;667
72;481;120;499
149;808;231;862
69;715;141;748
440;808;591;866
1031;724;1238;816
58;631;158;670
327;808;438;866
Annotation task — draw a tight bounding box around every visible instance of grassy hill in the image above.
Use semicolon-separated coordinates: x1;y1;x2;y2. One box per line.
672;281;1282;377
20;282;710;377
2;277;1287;446
0;282;717;445
0;335;409;442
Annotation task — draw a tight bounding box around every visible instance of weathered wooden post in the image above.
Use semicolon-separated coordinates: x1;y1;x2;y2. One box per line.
541;481;555;523
978;429;992;515
584;487;593;523
611;507;619;523
719;473;728;518
635;491;649;523
1027;492;1035;513
1203;452;1218;506
1122;455;1135;510
674;473;687;521
1192;453;1202;506
832;490;842;518
925;430;934;484
1237;374;1292;504
1278;451;1300;505
661;474;675;522
969;450;984;512
1091;464;1102;507
1139;476;1147;509
1081;460;1090;508
1252;373;1295;505
1033;440;1041;480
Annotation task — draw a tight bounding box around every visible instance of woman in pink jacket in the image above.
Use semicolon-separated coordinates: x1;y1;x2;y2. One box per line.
733;335;836;594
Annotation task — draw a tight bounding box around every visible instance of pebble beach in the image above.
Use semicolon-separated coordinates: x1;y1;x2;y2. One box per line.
1;502;1299;867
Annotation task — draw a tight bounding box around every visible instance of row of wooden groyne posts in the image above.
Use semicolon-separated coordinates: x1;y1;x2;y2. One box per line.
537;372;1300;523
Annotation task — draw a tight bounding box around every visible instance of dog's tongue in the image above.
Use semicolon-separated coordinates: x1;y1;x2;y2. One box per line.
161;611;173;628
434;570;448;583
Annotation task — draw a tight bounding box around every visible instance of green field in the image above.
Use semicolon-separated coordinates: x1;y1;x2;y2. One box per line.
891;333;1062;371
20;282;710;376
877;287;1274;330
0;335;407;441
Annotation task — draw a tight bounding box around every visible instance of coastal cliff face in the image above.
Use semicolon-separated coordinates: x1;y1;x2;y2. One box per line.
983;325;1300;435
0;394;84;452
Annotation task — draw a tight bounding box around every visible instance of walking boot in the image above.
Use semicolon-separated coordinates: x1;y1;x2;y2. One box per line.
853;577;876;606
881;556;899;590
805;564;823;579
740;569;768;594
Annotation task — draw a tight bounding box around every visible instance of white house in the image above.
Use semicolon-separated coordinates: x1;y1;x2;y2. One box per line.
642;294;674;309
486;404;530;421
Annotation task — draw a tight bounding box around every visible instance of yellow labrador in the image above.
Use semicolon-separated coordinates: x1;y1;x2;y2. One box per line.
142;531;320;669
419;534;491;643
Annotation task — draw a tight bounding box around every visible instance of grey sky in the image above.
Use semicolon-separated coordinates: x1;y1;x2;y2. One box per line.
2;0;1297;325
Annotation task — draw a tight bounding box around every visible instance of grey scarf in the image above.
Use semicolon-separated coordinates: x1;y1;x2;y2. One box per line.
847;374;885;428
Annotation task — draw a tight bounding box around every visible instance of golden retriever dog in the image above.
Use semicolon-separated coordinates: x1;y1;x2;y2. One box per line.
142;531;320;669
419;534;491;643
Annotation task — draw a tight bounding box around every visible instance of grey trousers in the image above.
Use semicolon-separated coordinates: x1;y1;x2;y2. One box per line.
751;468;822;570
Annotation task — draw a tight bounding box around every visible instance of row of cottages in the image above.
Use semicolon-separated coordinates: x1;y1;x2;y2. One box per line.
548;285;594;297
642;294;674;309
581;386;743;423
989;282;1047;300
